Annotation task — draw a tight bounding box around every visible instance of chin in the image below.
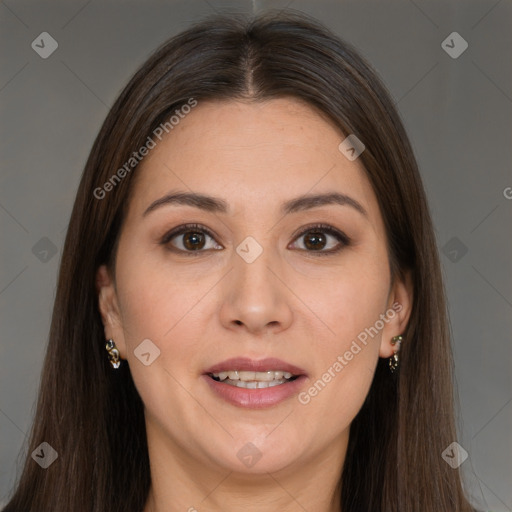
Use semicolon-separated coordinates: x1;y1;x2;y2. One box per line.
209;433;305;475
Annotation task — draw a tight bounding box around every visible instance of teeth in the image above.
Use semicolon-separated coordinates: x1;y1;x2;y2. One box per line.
212;370;295;382
221;378;288;389
210;369;297;389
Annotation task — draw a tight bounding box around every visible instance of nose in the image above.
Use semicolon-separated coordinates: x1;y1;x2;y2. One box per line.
218;243;294;336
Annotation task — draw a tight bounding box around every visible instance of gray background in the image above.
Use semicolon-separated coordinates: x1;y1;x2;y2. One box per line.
1;0;511;510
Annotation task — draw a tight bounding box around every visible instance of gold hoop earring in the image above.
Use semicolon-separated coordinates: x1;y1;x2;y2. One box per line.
389;335;402;373
105;339;121;369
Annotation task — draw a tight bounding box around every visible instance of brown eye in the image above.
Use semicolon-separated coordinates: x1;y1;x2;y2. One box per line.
303;231;328;251
161;222;350;256
181;231;206;250
161;224;222;253
290;224;350;255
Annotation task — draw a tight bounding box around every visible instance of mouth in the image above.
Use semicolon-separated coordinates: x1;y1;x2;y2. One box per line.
202;357;307;408
208;370;299;389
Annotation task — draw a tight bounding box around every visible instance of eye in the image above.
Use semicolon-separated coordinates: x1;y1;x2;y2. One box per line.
160;222;350;255
289;223;350;255
160;223;222;253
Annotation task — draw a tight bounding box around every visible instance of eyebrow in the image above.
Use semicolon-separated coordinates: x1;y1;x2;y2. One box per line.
142;190;368;218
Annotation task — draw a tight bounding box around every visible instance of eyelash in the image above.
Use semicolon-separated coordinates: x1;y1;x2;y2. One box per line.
160;222;351;256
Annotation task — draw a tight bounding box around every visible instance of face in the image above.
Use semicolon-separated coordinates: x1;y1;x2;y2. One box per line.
97;98;411;479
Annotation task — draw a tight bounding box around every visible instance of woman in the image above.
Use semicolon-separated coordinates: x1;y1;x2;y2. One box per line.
2;10;477;512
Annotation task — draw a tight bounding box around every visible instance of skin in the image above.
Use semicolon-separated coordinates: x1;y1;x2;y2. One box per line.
96;98;412;512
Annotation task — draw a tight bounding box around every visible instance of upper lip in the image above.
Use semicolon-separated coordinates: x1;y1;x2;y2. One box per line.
204;357;307;376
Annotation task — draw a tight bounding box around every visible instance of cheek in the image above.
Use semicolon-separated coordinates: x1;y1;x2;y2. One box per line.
293;247;389;418
114;232;205;338
113;257;210;427
114;246;218;400
292;244;390;347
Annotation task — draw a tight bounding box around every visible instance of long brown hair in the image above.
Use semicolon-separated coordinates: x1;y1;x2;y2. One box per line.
2;10;475;512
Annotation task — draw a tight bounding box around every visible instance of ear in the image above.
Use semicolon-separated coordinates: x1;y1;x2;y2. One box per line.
96;264;126;359
379;270;413;358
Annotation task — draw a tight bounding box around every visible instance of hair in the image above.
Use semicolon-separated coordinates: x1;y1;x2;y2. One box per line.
3;9;475;512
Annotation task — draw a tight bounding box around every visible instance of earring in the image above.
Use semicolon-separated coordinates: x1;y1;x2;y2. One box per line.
389;335;402;373
105;339;121;369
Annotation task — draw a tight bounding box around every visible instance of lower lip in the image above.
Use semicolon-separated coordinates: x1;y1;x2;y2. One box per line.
202;374;308;409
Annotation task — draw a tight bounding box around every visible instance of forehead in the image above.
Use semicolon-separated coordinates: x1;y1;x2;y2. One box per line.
127;98;379;221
